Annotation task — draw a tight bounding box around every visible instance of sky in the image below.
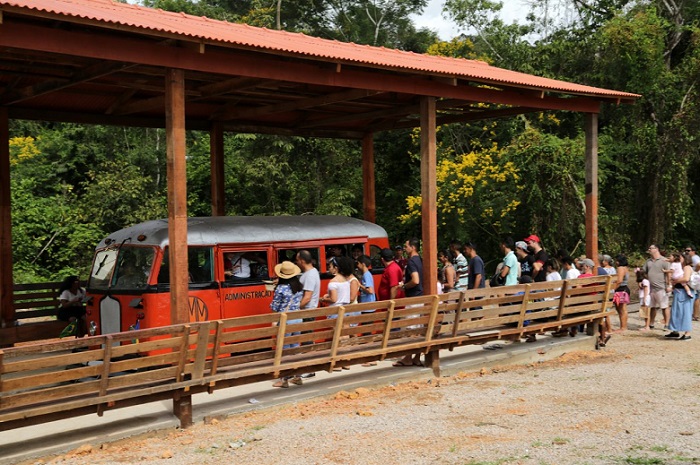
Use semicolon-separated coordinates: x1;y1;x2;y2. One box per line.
411;0;532;40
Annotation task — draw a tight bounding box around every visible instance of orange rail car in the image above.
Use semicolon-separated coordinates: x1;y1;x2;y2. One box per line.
85;216;390;336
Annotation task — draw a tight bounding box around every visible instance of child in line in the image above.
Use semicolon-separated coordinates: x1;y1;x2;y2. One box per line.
666;253;693;297
637;269;651;331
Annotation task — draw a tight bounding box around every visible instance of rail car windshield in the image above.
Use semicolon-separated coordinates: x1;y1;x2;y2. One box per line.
89;246;154;291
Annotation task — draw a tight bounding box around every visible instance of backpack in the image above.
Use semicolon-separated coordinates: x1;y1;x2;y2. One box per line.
689;271;700;291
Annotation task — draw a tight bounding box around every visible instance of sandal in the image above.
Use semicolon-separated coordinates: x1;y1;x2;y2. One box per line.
273;379;289;388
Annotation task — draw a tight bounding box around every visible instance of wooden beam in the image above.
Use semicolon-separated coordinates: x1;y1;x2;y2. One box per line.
213;88;381;121
165;69;189;325
0;22;610;113
376;106;541;131
585;113;599;270
0;106;14;327
361;133;376;223
420;97;438;297
210;122;225;216
0;61;135;105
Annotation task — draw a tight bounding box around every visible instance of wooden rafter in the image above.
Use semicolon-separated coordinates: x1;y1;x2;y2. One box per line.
0;61;135;105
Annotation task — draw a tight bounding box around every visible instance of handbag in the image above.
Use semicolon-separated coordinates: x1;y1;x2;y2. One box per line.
489;262;505;287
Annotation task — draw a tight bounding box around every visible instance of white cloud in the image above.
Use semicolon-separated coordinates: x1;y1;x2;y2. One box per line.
411;0;531;40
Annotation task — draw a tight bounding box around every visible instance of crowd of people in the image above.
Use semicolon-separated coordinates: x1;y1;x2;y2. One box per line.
59;236;699;386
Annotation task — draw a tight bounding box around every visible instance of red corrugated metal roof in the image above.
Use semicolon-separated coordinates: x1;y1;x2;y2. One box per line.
0;0;640;100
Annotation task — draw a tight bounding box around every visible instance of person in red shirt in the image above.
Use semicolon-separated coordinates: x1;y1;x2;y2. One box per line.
378;248;404;301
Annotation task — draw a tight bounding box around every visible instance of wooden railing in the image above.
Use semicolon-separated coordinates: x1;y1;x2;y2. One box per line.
0;276;614;432
1;282;67;346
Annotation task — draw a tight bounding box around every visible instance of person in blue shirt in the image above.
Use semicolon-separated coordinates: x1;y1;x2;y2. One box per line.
356;255;376;304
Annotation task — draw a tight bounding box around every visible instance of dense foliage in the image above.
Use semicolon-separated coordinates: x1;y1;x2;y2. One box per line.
9;0;700;281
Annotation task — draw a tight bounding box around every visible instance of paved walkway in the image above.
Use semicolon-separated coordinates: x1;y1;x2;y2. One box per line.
0;333;597;464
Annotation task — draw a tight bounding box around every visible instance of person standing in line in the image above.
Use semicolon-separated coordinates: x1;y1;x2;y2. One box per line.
394;238;423;367
270;261;304;388
438;249;456;293
296;250;320;311
637;269;651;331
498;237;519;286
393;245;407;272
450;240;469;290
378;248;404;301
612;255;630;333
684;245;700;321
578;258;609;346
356;255;376;304
524;235;548;282
515;241;535;278
295;250;321;377
561;257;580;280
665;253;694;340
545;259;562;282
642;244;671;330
464;242;485;290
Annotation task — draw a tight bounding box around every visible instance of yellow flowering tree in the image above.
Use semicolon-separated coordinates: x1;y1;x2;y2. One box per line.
399;134;522;247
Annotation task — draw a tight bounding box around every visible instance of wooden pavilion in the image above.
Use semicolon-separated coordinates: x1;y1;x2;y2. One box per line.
0;0;639;333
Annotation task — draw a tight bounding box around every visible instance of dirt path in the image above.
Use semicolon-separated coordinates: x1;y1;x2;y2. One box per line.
29;312;700;465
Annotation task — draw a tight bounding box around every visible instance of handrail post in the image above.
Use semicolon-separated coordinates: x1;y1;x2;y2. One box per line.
273;313;288;378
379;301;395;359
451;291;466;338
96;336;113;416
555;280;570;323
517;285;532;332
173;324;193;429
328;307;346;371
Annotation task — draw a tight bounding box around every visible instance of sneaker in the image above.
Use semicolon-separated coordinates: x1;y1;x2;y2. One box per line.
300;373;316;379
289;376;303;385
59;322;77;338
664;331;680;338
679;335;692;341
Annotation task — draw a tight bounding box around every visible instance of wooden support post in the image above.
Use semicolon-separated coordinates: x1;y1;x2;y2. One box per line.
0;107;13;329
585;113;599;272
210;122;225;216
362;133;376;223
165;68;189;325
173;394;193;428
424;349;441;377
420;97;437;297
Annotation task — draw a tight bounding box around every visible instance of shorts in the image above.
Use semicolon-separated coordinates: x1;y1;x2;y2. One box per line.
649;289;668;309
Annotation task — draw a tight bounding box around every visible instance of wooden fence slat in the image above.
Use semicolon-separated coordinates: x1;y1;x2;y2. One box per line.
272;313;287;377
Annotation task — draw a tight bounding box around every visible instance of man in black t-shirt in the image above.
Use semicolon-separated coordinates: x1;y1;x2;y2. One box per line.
464;241;485;289
524;234;548;282
400;237;423;297
515;241;535;277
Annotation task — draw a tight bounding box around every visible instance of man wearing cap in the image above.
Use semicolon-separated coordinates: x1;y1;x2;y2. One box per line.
524;235;548;282
515;240;534;278
378;248;404;301
643;244;671;329
393;245;407;272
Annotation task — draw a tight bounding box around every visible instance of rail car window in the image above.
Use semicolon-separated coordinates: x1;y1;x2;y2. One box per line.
223;250;269;283
157;247;214;285
89;248;119;290
111;247;154;290
369;245;384;272
277;248;320;271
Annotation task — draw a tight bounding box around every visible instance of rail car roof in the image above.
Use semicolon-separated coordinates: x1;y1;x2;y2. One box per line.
97;216;388;249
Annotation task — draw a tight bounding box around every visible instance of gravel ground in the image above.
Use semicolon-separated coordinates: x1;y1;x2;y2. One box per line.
29;309;700;465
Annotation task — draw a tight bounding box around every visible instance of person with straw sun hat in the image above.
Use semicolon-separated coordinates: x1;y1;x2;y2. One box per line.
270;261;304;388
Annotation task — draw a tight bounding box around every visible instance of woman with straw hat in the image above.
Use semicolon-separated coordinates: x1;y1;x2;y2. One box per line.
270;261;304;388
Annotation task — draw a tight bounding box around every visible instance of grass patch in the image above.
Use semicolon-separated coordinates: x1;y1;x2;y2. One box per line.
552;437;570;445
